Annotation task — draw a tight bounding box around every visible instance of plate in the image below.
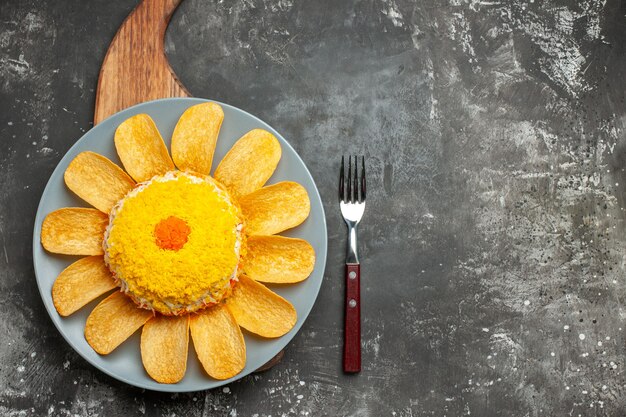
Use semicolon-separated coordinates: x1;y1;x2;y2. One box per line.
32;98;327;392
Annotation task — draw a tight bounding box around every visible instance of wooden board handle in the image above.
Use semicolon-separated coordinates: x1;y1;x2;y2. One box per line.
94;0;190;125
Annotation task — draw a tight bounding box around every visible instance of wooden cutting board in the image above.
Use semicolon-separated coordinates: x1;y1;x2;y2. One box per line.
94;0;283;372
94;0;189;124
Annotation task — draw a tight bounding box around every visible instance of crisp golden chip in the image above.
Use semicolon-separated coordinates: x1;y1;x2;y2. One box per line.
214;129;281;197
114;113;174;182
85;292;153;355
52;256;116;316
239;181;310;236
171;102;224;175
41;208;108;255
245;236;315;284
64;151;135;213
141;315;189;384
190;305;246;380
226;275;297;338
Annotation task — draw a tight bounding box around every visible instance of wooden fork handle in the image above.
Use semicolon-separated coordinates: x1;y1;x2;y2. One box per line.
343;263;361;373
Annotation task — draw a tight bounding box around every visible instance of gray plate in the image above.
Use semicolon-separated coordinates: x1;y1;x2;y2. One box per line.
32;98;327;392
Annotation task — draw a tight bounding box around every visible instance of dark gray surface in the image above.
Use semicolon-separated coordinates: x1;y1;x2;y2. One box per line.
1;0;626;415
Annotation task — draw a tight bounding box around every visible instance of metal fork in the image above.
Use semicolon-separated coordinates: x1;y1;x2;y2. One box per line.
339;155;366;373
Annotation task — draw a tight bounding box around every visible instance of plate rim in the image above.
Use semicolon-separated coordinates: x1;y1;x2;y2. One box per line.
32;97;328;392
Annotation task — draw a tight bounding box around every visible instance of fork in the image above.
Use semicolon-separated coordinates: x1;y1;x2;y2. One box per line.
339;155;366;373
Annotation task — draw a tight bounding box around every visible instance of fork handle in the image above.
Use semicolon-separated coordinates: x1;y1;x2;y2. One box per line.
343;263;361;373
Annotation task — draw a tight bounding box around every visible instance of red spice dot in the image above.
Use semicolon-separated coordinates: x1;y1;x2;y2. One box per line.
154;216;191;251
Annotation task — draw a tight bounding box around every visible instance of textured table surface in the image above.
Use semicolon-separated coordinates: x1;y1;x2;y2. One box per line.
2;0;626;416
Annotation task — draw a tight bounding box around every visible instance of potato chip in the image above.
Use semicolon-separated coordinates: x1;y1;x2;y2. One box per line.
41;208;108;255
226;275;297;338
114;113;174;182
239;181;310;236
85;292;153;355
52;256;116;316
214;129;281;197
190;304;246;380
141;315;189;384
64;151;135;213
171;102;224;175
245;236;315;284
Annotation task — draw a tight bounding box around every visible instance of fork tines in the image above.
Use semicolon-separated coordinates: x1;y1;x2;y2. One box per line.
339;155;366;203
